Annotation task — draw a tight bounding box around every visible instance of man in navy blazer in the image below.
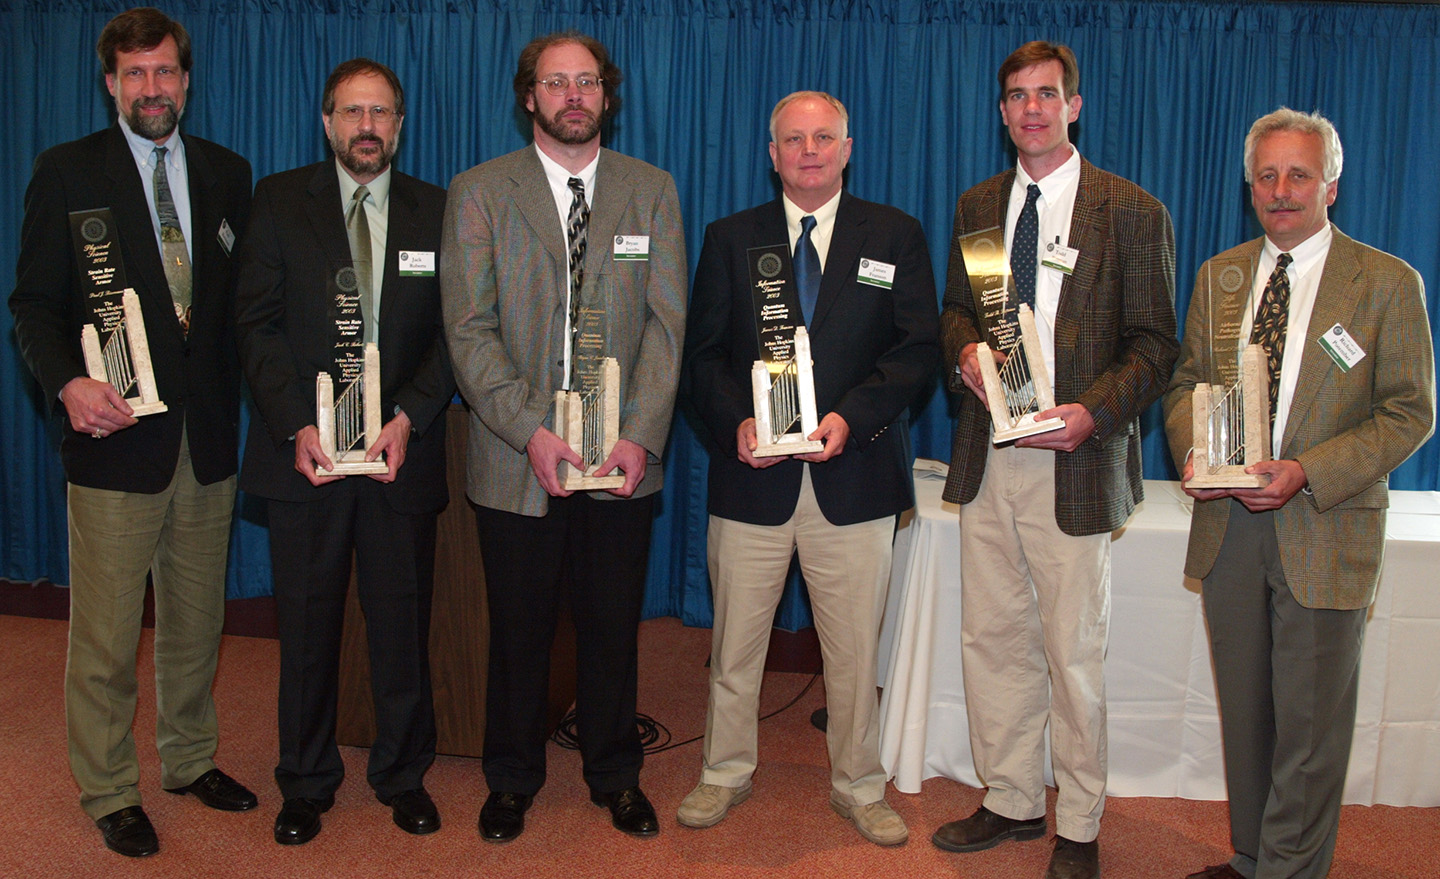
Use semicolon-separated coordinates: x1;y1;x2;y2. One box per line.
234;58;453;846
9;8;256;858
681;91;939;845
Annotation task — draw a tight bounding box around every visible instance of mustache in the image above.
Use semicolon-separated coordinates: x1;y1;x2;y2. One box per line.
131;96;177;112
349;134;384;148
1264;198;1305;212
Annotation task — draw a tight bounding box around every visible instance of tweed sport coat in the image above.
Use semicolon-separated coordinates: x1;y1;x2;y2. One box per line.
440;146;687;517
1163;227;1435;609
941;159;1179;536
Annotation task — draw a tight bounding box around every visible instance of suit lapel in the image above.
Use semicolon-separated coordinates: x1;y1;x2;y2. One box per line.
378;174;419;328
302;162;353;279
512;147;568;270
104;127;173;331
814;192;866;331
1055;159;1105;352
1282;226;1362;452
180;133;221;333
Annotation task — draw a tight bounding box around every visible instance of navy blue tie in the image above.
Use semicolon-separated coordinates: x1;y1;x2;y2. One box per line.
1011;183;1041;309
795;214;820;325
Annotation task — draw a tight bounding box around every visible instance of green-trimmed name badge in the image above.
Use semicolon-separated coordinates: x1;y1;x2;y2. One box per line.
857;257;896;289
1317;323;1365;373
398;250;436;276
613;235;650;260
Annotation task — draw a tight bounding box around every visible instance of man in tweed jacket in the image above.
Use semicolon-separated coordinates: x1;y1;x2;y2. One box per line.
933;42;1177;879
1165;109;1434;879
440;31;685;842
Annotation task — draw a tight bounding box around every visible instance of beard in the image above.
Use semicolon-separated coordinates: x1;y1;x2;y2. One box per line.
331;131;397;178
123;95;182;141
535;105;602;145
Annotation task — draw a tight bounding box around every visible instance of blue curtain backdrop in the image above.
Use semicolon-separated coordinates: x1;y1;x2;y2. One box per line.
3;1;1437;630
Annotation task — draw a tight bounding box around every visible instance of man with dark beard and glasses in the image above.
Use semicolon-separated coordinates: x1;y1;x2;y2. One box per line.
9;7;256;858
234;57;453;846
441;31;686;842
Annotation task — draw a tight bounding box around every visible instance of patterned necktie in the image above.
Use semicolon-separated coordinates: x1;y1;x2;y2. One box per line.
152;146;193;335
567;177;589;386
346;185;376;344
1011;183;1041;309
1250;252;1293;426
794;214;821;325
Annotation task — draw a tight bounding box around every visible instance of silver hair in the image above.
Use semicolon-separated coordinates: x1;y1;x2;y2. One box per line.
1244;107;1343;184
769;91;849;143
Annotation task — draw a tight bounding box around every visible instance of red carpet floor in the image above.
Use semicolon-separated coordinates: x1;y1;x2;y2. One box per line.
0;613;1432;878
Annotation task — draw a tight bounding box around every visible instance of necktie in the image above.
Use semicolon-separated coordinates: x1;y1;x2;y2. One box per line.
566;177;590;386
346;186;376;344
152;146;193;335
1250;252;1293;427
794;214;821;325
1011;183;1041;309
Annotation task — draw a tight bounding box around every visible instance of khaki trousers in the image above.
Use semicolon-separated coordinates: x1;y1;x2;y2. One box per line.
65;431;234;819
959;443;1110;843
702;466;894;805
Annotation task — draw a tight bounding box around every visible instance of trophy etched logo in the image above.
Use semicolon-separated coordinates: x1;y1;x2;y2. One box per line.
1188;260;1271;488
959;226;1062;443
748;244;823;456
71;208;167;417
315;262;386;475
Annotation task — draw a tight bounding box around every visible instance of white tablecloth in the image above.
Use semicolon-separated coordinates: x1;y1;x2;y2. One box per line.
877;464;1440;806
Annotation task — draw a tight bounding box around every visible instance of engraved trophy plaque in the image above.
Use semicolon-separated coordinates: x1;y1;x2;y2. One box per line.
555;356;624;490
748;244;823;456
959;226;1062;443
1189;260;1270;488
315;261;386;475
71;208;167;416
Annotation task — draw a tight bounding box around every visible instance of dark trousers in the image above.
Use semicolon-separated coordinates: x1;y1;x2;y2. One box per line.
475;493;654;796
1202;501;1367;879
269;479;438;802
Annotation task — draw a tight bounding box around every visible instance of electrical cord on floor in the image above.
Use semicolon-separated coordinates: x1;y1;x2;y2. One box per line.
549;671;822;755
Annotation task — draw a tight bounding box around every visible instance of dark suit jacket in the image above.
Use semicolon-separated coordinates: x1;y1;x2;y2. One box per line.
1163;227;1435;609
234;161;453;514
10;124;251;492
684;193;940;527
941;159;1178;536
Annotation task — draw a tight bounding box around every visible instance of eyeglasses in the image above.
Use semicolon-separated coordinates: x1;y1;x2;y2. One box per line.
535;75;603;96
334;105;398;124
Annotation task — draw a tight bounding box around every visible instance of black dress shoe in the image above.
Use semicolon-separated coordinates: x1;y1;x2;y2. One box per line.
479;791;532;843
384;788;441;835
932;805;1046;852
165;768;259;811
590;786;659;838
96;806;159;857
273;795;334;846
1046;836;1100;879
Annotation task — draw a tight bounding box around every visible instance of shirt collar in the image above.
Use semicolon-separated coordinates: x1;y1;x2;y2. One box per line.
118;113;185;170
1015;148;1081;199
1263;222;1332;279
781;188;842;232
535;143;599;199
336;159;392;212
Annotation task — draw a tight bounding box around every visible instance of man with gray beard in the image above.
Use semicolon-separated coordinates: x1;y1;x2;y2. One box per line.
234;57;454;846
10;7;256;858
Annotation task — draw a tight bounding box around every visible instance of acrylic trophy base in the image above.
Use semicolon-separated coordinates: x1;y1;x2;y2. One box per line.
1187;370;1271;489
316;342;386;476
752;327;823;457
81;290;167;418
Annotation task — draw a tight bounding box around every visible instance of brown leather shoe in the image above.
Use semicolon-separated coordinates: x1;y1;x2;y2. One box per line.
932;805;1046;852
1046;836;1100;879
1186;866;1246;879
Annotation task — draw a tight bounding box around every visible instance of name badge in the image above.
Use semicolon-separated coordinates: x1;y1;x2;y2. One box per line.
399;250;436;276
1317;323;1365;372
1041;239;1079;273
217;218;236;255
613;235;650;260
857;258;896;289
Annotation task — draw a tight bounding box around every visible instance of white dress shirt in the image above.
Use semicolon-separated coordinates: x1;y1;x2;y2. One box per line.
536;145;600;389
1005;149;1082;380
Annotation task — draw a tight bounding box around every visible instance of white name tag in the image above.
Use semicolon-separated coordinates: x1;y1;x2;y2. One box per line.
1041;239;1079;273
399;250;436;276
217;219;235;255
857;258;896;289
613;235;650;260
1317;323;1365;372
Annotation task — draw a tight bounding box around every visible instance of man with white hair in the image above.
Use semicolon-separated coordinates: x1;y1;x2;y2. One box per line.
1164;107;1434;879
